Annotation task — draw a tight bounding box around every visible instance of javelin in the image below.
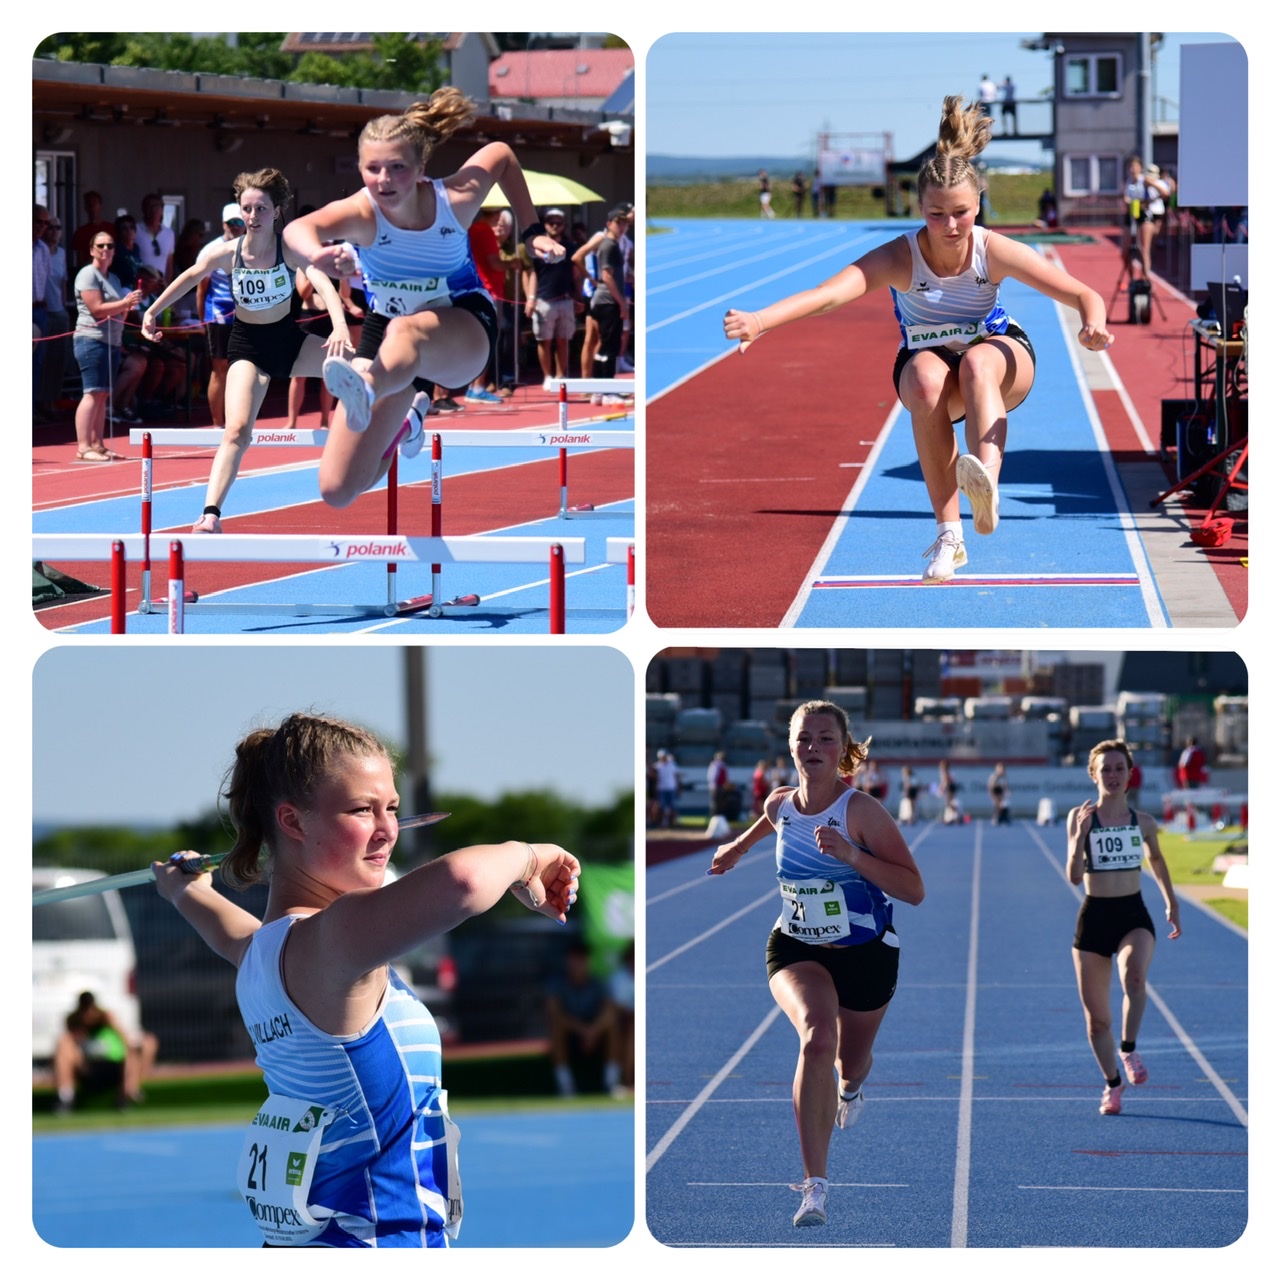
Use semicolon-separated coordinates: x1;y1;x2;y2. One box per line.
32;812;451;906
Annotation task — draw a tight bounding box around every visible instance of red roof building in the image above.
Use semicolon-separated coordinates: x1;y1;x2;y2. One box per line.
490;48;634;110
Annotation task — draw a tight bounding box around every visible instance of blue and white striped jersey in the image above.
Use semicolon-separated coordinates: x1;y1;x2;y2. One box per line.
236;915;452;1247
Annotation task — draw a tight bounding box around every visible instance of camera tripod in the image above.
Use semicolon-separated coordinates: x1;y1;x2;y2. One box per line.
1108;218;1167;324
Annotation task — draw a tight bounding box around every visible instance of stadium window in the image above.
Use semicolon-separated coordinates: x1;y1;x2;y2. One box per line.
1063;154;1124;198
1064;52;1122;97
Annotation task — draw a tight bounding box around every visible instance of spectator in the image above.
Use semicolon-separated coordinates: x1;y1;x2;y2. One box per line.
1127;759;1144;809
751;758;769;816
899;765;919;825
545;940;618;1097
172;218;210;318
33;204;54;420
759;169;776;219
654;749;680;828
938;760;961;824
525;207;579;385
606;940;635;1098
127;265;189;420
71;190;115;272
791;171;807;218
1037;188;1059;229
768;753;794;791
38;212;71;419
136;193;175;283
52;990;158;1115
467;205;514;402
585;206;630;389
194;203;242;427
987;761;1011;824
977;73;997;118
707;751;730;818
113;216;144;292
1176;737;1208;789
859;758;888;802
999;76;1017;135
71;229;143;460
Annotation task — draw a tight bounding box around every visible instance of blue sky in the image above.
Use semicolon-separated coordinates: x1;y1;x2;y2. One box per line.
32;646;634;827
646;32;1243;164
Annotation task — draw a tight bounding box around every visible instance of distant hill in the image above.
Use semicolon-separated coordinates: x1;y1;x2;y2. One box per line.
648;153;1044;183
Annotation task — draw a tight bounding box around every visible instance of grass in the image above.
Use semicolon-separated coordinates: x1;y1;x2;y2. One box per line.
648;172;1057;227
33;1049;632;1132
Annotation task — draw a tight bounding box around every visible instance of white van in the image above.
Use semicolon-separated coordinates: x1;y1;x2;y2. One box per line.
32;868;141;1062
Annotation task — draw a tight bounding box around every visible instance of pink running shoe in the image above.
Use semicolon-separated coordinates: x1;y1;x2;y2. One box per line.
1120;1049;1148;1085
191;513;222;534
1099;1081;1124;1115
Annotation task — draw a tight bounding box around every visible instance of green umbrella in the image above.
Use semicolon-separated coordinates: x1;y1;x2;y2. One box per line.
483;170;604;209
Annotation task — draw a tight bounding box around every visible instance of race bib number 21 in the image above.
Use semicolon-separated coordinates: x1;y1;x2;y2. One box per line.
236;1095;336;1245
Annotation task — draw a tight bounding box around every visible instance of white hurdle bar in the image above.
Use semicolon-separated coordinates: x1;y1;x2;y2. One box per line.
32;534;586;633
130;429;405;610
606;537;636;617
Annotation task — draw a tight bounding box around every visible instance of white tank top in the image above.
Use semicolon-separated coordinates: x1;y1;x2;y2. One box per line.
890;225;1011;351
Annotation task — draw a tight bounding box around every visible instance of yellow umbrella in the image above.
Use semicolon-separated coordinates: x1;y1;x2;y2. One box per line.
483;170;604;209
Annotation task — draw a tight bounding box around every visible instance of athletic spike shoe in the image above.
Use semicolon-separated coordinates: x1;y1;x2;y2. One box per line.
400;392;431;459
323;357;374;433
956;453;999;535
836;1086;864;1130
921;530;968;583
191;513;222;534
1119;1050;1148;1085
791;1178;828;1227
1099;1080;1124;1115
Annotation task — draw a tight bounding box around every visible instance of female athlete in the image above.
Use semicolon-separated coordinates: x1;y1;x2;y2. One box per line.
708;700;924;1229
152;711;580;1247
283;87;564;508
1066;738;1181;1115
724;95;1113;582
141;169;353;532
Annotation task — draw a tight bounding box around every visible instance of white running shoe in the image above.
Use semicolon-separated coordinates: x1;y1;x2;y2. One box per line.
791;1178;828;1227
400;391;430;459
921;530;968;583
323;357;374;434
191;513;222;534
836;1086;864;1129
956;453;999;535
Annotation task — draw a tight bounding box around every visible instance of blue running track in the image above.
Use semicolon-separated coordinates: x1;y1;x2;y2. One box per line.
646;826;1246;1248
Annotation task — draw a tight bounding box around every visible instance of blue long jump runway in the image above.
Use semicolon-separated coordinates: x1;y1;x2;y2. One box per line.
34;428;634;635
645;826;1247;1248
32;1106;633;1248
647;219;1167;628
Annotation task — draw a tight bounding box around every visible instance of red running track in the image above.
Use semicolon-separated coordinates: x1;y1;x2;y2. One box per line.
34;384;633;629
646;226;1245;627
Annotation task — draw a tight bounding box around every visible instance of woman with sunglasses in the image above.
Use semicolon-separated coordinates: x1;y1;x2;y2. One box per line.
141;168;353;531
71;232;144;460
284;86;563;507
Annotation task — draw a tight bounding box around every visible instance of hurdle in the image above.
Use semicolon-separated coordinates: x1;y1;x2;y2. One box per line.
31;533;587;634
429;422;635;520
130;429;405;611
606;537;635;618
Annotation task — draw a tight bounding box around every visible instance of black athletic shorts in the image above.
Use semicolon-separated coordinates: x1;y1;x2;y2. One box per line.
227;313;309;382
893;322;1036;422
766;926;899;1012
1073;891;1155;957
205;320;233;362
355;293;499;395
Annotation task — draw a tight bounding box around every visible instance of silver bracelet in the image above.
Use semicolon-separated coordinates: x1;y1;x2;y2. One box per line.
513;843;538;890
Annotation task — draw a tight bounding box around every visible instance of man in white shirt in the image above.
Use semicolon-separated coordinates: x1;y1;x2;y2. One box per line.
136;193;175;283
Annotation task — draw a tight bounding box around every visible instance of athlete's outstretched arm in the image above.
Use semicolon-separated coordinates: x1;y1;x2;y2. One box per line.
724;239;903;351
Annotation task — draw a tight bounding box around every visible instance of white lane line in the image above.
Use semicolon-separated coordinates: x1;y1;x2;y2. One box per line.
951;822;982;1248
646;890;778;974
646;1006;783;1172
